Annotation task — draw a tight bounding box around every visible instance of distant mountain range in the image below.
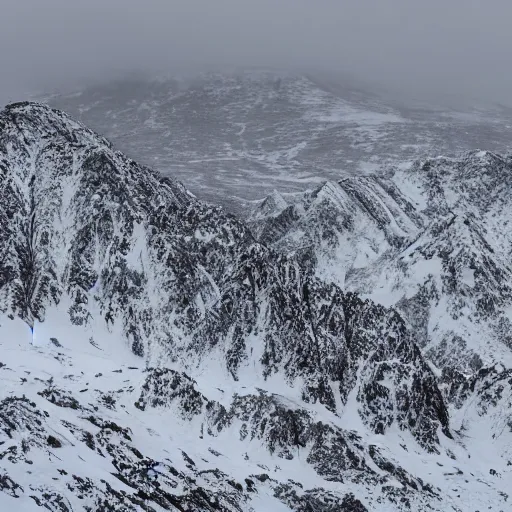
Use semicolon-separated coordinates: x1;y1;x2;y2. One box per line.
46;70;512;213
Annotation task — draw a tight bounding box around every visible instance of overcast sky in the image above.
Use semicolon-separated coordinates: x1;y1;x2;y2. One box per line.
1;0;512;105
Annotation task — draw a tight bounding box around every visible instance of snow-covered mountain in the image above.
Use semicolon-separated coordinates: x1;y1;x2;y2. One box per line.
250;151;512;367
250;151;512;486
44;70;512;213
0;102;510;511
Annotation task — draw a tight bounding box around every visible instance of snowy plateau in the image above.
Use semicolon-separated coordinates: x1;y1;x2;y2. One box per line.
0;96;511;511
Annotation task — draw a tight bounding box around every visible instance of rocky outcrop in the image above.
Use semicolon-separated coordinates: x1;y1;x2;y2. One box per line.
0;103;509;511
251;152;512;375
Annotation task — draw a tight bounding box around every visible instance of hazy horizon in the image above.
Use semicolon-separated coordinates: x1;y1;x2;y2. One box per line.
2;1;512;107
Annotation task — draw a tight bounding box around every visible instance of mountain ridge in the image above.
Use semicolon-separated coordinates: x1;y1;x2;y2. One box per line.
0;102;510;511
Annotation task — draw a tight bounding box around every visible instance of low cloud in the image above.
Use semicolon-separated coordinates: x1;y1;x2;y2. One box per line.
1;0;512;104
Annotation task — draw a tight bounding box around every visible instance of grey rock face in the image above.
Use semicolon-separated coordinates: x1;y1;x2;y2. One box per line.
0;102;509;510
0;103;448;445
251;151;512;374
250;150;512;503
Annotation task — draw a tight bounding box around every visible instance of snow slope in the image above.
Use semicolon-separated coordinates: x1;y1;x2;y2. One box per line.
0;103;510;511
251;151;512;505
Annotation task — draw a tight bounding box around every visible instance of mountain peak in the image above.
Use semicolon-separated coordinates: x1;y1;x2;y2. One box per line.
1;104;510;510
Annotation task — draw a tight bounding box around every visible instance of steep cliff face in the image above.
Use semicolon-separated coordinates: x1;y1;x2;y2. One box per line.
250;150;512;509
251;151;512;373
0;103;509;511
0;102;448;439
0;102;249;351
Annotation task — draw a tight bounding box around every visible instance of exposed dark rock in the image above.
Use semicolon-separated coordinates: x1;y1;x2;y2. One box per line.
0;102;508;511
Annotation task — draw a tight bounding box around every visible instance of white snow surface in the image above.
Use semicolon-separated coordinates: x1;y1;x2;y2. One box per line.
1;102;512;511
0;314;511;512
